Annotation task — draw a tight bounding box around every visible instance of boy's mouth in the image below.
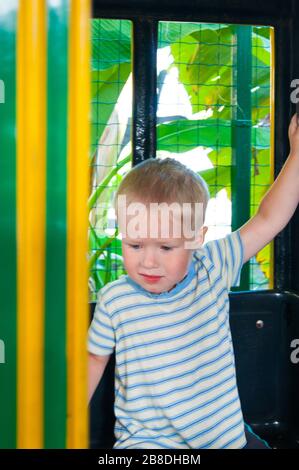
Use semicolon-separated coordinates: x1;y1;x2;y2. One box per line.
139;273;163;283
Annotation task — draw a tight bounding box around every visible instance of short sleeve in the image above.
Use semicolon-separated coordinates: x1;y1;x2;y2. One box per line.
223;230;244;288
203;230;244;290
88;292;115;356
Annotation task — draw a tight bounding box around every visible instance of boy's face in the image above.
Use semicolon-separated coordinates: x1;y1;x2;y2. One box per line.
119;205;206;294
122;235;194;294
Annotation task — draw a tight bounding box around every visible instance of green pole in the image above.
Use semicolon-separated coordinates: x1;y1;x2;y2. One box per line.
231;26;252;291
0;2;17;449
44;0;69;448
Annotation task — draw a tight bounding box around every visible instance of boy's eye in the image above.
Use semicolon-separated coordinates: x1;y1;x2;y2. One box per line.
161;246;173;251
129;244;140;249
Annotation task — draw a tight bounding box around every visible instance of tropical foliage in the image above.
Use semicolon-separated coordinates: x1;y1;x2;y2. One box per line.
89;20;272;297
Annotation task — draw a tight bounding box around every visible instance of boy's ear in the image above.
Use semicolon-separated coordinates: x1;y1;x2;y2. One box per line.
185;225;208;250
202;225;208;241
199;225;208;245
192;225;208;248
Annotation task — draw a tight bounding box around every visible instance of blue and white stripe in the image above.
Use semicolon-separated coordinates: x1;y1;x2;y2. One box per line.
88;230;246;449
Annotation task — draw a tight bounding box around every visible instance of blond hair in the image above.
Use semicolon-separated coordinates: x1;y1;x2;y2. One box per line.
114;158;209;227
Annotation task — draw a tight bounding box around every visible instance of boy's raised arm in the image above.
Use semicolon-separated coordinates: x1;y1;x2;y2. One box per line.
240;114;299;263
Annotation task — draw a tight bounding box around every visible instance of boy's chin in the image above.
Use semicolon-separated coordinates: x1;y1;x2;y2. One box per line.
142;284;164;293
145;283;177;294
138;280;168;294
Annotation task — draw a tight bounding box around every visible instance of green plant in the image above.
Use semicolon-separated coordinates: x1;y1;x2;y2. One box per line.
90;20;272;295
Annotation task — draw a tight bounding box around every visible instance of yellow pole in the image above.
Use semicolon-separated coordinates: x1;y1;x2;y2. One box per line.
17;0;46;448
67;0;91;448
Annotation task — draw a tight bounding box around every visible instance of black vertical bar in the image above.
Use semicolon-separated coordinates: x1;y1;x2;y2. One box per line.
132;18;157;165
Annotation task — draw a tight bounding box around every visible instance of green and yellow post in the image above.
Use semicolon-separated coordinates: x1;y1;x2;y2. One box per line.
0;0;91;449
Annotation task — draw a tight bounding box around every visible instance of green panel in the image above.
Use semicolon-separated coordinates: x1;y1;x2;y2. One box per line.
231;26;252;290
0;2;17;449
44;0;69;448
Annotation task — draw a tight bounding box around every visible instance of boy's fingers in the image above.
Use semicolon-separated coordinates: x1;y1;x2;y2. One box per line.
289;113;299;145
289;113;298;132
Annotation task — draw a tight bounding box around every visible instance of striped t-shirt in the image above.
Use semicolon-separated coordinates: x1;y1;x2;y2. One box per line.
88;230;246;449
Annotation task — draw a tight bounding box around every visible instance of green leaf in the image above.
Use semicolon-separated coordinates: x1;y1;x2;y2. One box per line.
250;148;272;211
157;119;231;152
91;63;131;150
157;119;270;152
208;147;232;167
168;25;271;117
199;166;232;198
158;22;231;48
92;19;131;71
253;26;271;41
88;154;131;209
170;26;235;115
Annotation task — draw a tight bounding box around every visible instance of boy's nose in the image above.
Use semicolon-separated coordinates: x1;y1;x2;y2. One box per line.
141;248;159;269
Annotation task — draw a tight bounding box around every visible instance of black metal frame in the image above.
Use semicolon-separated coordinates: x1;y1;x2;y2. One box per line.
92;0;299;292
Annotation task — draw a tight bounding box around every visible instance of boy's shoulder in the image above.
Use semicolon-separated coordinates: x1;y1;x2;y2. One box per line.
200;230;243;260
96;274;132;303
193;230;244;274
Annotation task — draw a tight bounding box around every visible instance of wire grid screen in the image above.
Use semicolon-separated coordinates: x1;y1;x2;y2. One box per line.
250;27;272;290
157;22;272;291
89;19;132;300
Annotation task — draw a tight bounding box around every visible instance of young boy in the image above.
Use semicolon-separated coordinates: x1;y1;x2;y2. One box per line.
88;115;299;449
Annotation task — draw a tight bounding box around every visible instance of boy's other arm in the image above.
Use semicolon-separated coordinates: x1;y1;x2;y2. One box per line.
88;352;111;403
240;114;299;263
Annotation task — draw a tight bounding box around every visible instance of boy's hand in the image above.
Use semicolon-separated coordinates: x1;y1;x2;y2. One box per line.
288;113;299;154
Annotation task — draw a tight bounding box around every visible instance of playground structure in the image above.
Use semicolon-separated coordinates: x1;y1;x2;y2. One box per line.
0;0;299;449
